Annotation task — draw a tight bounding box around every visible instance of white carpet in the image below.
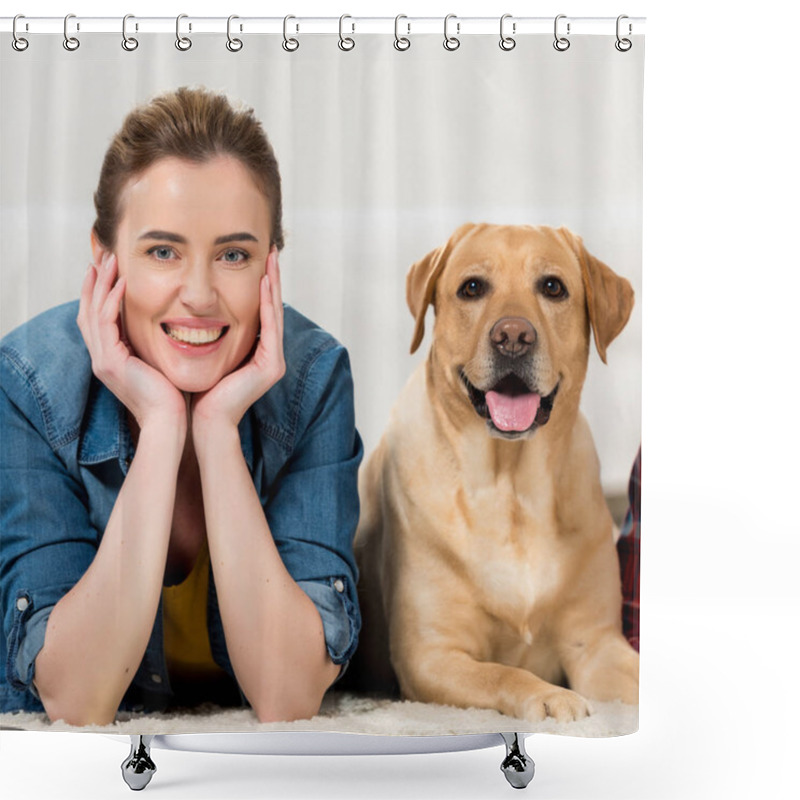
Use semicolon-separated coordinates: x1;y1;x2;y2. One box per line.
0;691;637;738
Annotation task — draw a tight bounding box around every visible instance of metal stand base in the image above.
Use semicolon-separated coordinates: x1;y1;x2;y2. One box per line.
121;735;156;791
117;732;533;790
500;733;535;789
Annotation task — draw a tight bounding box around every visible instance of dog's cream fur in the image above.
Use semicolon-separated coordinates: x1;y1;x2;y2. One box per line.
353;224;638;722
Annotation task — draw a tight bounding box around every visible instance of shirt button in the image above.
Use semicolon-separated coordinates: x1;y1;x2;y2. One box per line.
16;598;30;612
151;674;162;684
333;579;345;593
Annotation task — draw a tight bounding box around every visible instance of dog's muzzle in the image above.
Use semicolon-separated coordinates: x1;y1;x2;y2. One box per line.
461;371;558;438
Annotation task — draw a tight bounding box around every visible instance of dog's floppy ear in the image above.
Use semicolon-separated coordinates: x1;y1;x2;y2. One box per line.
407;223;476;354
559;227;635;364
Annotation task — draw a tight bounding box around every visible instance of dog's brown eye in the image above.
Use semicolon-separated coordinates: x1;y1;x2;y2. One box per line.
541;277;568;300
458;278;487;300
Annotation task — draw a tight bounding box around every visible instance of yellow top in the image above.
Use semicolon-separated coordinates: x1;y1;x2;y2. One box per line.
162;539;229;685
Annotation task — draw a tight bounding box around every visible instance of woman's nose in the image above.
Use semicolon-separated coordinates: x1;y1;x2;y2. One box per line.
178;262;217;310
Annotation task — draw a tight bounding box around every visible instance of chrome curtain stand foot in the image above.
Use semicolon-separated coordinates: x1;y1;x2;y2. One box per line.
121;735;157;791
500;732;535;789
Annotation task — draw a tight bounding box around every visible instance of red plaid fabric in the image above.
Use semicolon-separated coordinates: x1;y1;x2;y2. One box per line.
617;448;641;652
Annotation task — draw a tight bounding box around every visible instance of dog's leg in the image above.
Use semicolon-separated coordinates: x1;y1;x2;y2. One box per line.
396;649;590;723
561;632;639;705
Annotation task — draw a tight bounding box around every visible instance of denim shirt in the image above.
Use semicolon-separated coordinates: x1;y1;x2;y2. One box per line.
0;300;362;714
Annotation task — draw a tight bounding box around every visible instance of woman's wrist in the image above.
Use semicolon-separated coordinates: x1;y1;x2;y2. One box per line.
137;409;189;456
191;415;241;464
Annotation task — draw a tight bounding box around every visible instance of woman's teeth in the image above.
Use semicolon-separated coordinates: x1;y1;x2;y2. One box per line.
164;325;225;345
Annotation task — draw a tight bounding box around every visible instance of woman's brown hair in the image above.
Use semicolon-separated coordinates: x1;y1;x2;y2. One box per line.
93;86;284;250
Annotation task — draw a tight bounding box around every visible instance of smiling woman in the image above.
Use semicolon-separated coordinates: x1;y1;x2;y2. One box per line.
0;88;362;724
109;156;272;394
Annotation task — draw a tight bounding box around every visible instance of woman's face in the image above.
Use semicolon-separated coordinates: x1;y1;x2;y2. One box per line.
101;155;274;394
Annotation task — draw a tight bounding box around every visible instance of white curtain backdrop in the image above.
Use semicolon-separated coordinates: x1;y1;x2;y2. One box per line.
0;32;643;492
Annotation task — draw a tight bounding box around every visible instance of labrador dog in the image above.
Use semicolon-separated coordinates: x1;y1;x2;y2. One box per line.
353;223;638;722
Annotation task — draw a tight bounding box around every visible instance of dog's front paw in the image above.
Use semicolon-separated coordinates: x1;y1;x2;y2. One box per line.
523;687;590;723
573;643;640;705
588;669;639;705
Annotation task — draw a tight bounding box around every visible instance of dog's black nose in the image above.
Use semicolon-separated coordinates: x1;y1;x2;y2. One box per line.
490;317;536;358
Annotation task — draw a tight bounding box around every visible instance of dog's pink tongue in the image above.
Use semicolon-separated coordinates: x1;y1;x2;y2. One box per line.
485;391;541;432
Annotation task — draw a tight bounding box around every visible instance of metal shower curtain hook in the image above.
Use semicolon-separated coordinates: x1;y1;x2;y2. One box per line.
226;15;243;52
499;14;516;51
121;14;139;51
443;14;460;51
616;15;633;51
394;14;411;51
553;14;570;52
12;14;29;51
175;14;192;51
282;15;299;52
339;14;355;51
63;13;80;51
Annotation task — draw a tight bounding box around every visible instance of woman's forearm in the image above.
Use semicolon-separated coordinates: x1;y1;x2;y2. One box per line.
195;423;339;722
34;416;186;725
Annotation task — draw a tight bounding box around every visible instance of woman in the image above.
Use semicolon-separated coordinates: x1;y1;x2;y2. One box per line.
0;87;362;725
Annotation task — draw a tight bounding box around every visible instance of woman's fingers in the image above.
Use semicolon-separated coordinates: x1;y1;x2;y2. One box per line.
251;274;285;390
267;249;284;345
97;276;127;351
75;254;185;428
190;257;285;432
192;274;284;431
258;274;277;360
92;254;118;314
76;262;98;335
80;254;114;340
77;254;129;384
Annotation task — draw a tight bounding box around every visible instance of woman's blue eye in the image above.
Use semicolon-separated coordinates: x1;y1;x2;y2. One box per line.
221;249;248;264
151;246;174;260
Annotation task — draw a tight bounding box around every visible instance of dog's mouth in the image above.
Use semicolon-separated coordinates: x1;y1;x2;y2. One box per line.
461;371;558;437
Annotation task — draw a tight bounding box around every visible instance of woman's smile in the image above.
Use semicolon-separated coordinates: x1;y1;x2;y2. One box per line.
101;155;274;393
162;320;229;347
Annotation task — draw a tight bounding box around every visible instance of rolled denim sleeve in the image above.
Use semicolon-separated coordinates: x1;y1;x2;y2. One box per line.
12;606;51;699
0;361;97;707
296;579;357;666
263;342;363;666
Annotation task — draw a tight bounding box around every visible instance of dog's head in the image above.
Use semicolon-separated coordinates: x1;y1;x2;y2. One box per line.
407;223;634;440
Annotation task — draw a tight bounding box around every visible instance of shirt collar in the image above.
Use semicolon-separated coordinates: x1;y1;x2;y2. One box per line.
77;379;135;474
77;378;255;475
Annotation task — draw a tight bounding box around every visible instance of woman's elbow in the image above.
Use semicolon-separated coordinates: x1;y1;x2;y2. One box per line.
251;667;336;723
41;697;117;727
252;691;323;724
37;681;118;727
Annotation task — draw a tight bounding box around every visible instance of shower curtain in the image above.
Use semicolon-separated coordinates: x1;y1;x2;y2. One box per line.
0;17;644;740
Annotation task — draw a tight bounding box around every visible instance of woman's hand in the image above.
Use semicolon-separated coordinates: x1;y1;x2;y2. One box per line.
77;253;187;430
191;250;285;439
